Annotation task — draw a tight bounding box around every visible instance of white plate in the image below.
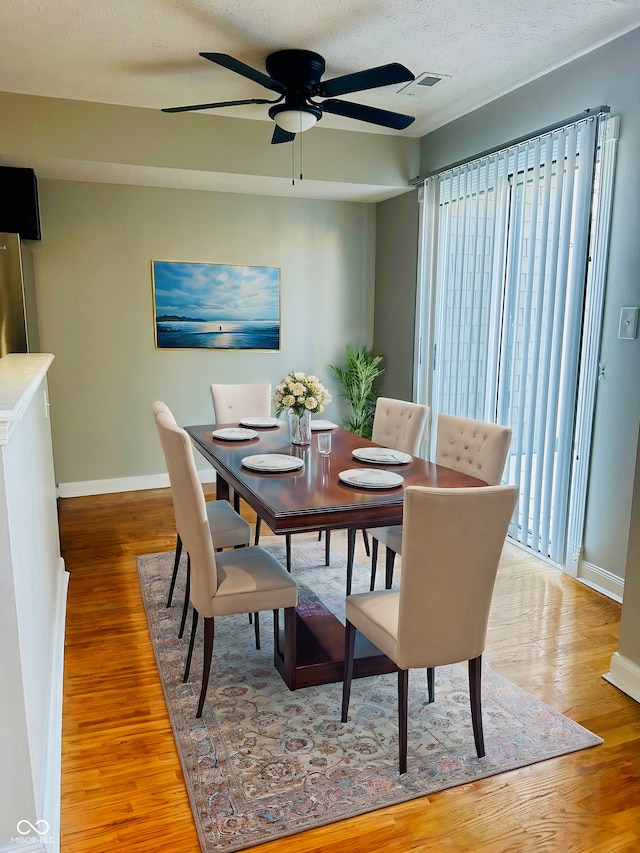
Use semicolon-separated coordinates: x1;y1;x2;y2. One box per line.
339;468;404;489
352;447;412;465
238;416;281;428
242;453;305;473
211;427;258;441
311;420;338;431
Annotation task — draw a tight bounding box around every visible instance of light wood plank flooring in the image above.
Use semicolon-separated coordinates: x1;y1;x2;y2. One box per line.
59;488;640;852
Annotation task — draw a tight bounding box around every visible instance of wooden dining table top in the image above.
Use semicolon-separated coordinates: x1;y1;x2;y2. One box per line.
186;421;488;536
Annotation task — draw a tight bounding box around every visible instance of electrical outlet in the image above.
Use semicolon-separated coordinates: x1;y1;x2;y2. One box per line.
618;307;638;340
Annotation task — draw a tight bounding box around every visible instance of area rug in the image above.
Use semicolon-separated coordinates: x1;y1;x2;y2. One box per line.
138;537;602;853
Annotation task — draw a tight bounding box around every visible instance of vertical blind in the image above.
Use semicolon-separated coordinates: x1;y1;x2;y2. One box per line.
416;113;616;566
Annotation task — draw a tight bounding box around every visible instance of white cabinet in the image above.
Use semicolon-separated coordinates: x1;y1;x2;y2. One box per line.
0;353;67;853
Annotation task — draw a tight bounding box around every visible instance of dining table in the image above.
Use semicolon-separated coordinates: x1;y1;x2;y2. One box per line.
186;419;487;690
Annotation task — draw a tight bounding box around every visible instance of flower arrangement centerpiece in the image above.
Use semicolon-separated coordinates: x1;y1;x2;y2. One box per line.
273;371;332;445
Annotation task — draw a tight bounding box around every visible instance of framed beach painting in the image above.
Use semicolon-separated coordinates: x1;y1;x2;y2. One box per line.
152;260;280;350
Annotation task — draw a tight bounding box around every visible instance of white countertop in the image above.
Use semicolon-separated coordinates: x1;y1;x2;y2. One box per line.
0;352;54;427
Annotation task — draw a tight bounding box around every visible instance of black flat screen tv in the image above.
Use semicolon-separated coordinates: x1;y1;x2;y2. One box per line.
0;165;42;241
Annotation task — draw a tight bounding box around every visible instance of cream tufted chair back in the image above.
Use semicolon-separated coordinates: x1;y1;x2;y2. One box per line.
343;483;518;773
155;408;297;719
371;397;429;455
152;400;175;422
435;414;512;485
155;411;220;617
210;383;272;423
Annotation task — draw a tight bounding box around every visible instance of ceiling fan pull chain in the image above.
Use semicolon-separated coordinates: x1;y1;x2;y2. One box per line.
299;117;304;182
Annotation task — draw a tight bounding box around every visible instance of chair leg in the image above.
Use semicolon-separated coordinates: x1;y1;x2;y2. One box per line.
285;534;292;572
178;555;191;639
385;547;396;589
370;537;379;591
167;534;183;607
272;609;280;656
427;667;435;703
361;528;370;557
254;612;260;650
469;654;485;757
254;516;262;546
341;619;357;723
196;617;215;718
398;668;409;774
183;607;199;682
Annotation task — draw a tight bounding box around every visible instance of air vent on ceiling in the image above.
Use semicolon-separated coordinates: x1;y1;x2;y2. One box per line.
398;71;451;95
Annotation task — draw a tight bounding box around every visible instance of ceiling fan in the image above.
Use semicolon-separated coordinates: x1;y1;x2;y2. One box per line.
163;49;416;143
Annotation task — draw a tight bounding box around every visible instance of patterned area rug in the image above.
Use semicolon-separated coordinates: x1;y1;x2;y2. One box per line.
138;537;602;853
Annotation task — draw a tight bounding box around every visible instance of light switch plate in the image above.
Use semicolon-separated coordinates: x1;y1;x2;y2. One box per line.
618;307;638;340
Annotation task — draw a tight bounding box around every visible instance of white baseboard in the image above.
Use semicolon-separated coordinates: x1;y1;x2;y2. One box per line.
58;470;216;498
577;561;624;603
604;652;640;704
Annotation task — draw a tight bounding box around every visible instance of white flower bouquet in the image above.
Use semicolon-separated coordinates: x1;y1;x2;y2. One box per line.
273;371;332;417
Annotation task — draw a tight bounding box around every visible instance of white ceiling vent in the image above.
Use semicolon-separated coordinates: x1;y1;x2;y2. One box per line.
398;71;451;95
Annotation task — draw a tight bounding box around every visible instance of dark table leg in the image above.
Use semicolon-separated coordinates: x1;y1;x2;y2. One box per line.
215;474;230;502
346;527;356;596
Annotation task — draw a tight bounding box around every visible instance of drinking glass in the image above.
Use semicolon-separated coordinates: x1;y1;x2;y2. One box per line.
317;432;332;455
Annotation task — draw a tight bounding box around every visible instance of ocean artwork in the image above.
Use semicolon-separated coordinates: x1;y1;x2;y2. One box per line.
152;260;280;350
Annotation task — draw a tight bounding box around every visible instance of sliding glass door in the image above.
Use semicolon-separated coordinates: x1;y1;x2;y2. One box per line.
417;113;616;567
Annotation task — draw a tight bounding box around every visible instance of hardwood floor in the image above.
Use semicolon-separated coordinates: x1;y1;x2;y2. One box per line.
59;488;640;852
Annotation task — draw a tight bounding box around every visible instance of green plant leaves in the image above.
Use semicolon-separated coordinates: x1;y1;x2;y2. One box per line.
328;345;385;439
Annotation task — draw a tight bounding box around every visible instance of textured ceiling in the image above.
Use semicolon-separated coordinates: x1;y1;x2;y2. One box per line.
2;0;640;137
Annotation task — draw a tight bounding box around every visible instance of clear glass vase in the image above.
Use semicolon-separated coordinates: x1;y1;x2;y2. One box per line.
289;409;312;445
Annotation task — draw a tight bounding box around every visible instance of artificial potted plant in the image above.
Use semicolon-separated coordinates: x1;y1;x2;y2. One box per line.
329;344;385;439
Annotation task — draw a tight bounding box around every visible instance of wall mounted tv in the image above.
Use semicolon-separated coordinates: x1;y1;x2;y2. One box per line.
0;166;42;241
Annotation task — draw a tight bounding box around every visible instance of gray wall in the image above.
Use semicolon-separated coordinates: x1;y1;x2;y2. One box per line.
373;190;419;402
375;26;640;584
0;89;418;493
0;90;419;199
33;180;375;488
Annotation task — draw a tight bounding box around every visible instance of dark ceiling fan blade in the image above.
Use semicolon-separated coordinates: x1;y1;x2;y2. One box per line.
317;62;414;98
271;125;296;144
321;98;415;130
162;97;278;114
200;52;286;94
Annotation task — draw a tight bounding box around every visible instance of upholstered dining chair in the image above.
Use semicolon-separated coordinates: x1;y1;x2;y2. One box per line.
155;410;298;718
327;397;429;570
152;401;251;639
210;382;299;573
342;483;518;774
368;413;512;591
370;396;430;453
210;381;280;539
210;382;272;425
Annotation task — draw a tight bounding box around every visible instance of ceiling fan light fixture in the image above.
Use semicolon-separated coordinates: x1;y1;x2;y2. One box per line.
165;51;416;144
269;105;321;133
